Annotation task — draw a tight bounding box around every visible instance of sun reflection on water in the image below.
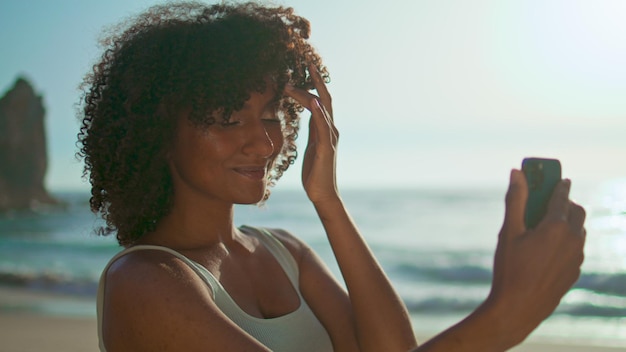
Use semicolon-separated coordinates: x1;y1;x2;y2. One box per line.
584;178;626;274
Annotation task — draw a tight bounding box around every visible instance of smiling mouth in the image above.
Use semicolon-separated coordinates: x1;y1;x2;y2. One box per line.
233;167;267;180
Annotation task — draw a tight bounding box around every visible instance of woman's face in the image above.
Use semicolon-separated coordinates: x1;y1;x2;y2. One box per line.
167;87;285;206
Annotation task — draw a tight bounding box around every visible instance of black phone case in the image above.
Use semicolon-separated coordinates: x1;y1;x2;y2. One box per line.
522;158;562;229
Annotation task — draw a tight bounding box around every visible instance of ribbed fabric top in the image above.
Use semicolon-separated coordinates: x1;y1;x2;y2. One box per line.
97;226;334;351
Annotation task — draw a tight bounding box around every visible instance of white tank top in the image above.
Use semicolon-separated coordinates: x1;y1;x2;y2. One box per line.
97;226;334;351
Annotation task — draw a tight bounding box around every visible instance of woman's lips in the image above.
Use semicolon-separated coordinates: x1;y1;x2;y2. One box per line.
233;167;266;180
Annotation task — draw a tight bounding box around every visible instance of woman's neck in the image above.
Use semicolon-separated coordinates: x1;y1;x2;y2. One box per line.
138;195;238;250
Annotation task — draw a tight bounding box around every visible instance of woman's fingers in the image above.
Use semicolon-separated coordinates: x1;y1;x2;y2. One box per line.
307;103;318;144
284;64;332;117
501;169;528;237
283;63;338;151
309;64;333;118
284;84;337;146
568;202;587;237
545;179;572;223
285;84;317;110
312;98;337;147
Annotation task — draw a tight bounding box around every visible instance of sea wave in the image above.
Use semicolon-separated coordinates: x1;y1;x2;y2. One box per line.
576;272;626;297
394;262;493;284
1;188;625;324
0;270;98;296
405;296;483;314
388;255;626;320
559;304;626;318
404;294;626;318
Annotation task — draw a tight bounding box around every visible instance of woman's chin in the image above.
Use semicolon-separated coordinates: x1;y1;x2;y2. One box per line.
235;188;269;205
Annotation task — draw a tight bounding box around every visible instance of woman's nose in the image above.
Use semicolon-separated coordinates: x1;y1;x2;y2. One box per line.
242;122;275;158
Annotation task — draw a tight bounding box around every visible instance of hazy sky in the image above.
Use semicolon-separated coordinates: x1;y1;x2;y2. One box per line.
1;0;625;191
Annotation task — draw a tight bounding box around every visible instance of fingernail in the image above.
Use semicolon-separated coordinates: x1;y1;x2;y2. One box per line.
510;169;522;185
563;178;572;192
309;64;320;77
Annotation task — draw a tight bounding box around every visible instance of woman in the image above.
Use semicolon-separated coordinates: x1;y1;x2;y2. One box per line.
78;2;586;351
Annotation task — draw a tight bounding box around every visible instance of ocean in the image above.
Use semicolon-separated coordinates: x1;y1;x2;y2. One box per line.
1;181;625;346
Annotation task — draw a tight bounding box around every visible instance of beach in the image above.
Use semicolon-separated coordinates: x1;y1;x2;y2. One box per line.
0;314;97;352
1;188;625;351
0;311;624;352
0;285;97;352
1;287;624;352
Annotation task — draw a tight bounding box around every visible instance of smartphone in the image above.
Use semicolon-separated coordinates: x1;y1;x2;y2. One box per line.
522;157;562;229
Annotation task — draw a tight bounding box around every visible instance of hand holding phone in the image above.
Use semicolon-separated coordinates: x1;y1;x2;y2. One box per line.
485;161;584;350
522;157;562;229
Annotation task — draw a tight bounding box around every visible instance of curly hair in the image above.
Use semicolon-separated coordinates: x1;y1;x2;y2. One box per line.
77;1;328;246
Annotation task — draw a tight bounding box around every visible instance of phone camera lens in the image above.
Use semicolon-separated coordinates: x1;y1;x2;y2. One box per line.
528;171;544;191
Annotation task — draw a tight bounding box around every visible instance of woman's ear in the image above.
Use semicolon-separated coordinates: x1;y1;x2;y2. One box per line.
154;100;181;163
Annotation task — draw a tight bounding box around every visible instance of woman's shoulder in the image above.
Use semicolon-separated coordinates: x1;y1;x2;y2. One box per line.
104;246;206;298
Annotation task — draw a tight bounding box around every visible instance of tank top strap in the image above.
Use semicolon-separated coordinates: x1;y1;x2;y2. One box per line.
240;226;300;288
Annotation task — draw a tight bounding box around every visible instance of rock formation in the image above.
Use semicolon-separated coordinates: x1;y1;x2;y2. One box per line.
0;77;59;211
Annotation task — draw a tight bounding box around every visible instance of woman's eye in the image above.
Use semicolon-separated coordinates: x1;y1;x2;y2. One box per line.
221;120;241;127
262;118;281;124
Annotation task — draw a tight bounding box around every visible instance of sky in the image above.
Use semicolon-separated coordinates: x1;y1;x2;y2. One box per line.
1;0;625;192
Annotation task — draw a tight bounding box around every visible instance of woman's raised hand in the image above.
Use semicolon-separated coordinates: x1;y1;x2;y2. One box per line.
285;66;418;352
284;65;339;204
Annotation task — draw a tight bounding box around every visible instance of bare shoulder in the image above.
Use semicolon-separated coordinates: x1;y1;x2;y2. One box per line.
104;249;209;308
102;249;210;349
106;248;198;286
102;249;268;351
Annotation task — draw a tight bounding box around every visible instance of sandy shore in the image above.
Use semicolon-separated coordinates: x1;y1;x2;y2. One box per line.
1;313;624;352
511;341;626;352
0;314;98;352
509;339;626;352
0;286;99;352
0;286;624;351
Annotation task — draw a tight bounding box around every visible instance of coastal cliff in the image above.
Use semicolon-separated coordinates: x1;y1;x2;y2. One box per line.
0;77;59;211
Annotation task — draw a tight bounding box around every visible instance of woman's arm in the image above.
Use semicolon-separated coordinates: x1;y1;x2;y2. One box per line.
286;66;586;351
313;197;418;352
286;67;418;352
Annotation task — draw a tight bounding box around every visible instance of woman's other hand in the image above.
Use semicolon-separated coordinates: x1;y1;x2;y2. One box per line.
284;65;339;204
